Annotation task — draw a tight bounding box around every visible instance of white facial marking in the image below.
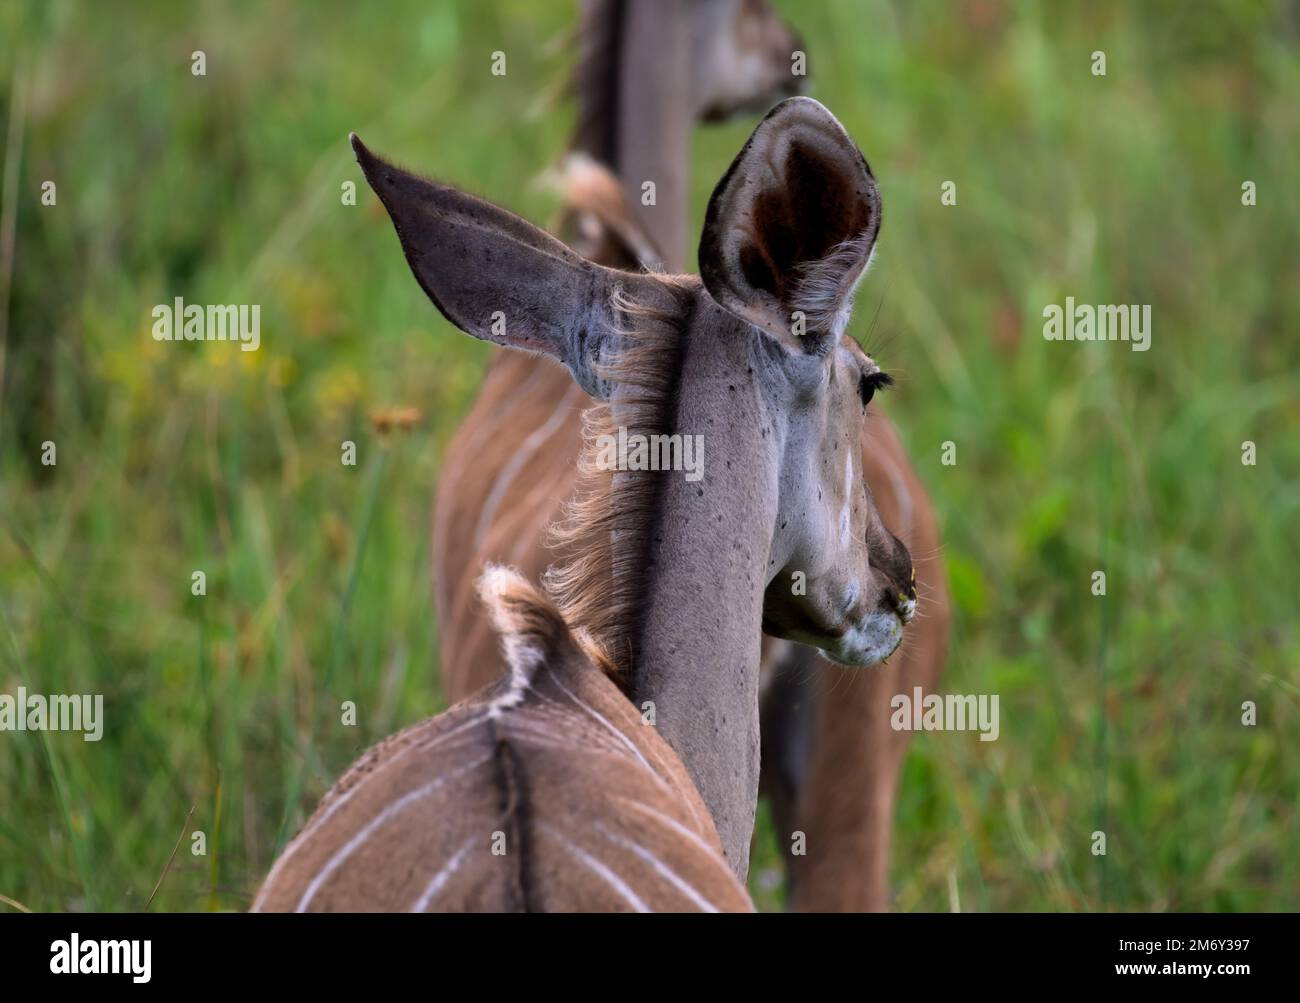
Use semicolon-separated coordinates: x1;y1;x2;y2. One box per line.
824;609;904;667
839;451;853;546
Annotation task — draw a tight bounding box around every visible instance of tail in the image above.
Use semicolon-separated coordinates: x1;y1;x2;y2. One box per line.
477;565;616;695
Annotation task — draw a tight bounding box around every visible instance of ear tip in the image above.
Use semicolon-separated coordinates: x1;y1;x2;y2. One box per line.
768;95;831;119
775;95;826;112
763;96;849;139
349;134;400;196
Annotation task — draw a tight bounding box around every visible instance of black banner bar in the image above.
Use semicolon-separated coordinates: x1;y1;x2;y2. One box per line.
2;912;1293;989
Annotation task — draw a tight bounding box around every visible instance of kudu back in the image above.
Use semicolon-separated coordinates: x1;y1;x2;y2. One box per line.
254;568;751;912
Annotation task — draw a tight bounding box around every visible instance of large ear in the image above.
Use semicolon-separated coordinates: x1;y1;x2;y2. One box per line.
698;97;881;347
351;134;625;397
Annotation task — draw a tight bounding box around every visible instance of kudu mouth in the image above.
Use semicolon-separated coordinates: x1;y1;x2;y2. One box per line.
761;568;915;669
827;581;915;667
779;606;906;668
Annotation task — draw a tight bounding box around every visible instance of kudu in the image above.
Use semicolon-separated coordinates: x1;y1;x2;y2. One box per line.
254;566;752;912
256;96;914;909
434;0;950;910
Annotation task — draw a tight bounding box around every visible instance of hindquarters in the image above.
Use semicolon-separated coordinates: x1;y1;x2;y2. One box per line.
255;569;752;913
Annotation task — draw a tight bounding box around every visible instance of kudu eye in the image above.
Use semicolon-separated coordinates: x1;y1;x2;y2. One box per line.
858;370;894;406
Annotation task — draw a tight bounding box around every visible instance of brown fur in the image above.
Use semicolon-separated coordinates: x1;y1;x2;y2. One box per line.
254;569;752;913
551;152;663;269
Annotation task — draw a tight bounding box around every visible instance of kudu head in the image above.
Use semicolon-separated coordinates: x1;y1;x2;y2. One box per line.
691;0;805;120
352;96;914;669
574;0;804;270
577;0;803;134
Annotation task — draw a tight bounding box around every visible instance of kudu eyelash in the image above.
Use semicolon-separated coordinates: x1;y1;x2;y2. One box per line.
859;370;894;406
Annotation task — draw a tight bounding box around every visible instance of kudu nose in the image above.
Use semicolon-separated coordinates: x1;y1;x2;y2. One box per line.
882;567;918;625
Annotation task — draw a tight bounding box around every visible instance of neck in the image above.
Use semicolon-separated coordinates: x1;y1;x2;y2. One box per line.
546;287;780;879
628;320;781;879
573;0;693;271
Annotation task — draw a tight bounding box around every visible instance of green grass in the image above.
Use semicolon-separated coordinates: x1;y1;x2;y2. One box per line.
0;0;1296;912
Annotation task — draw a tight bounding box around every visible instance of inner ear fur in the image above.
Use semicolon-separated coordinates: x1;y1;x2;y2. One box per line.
698;97;881;346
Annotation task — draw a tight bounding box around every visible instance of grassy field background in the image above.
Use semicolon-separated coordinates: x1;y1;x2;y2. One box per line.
0;0;1296;912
